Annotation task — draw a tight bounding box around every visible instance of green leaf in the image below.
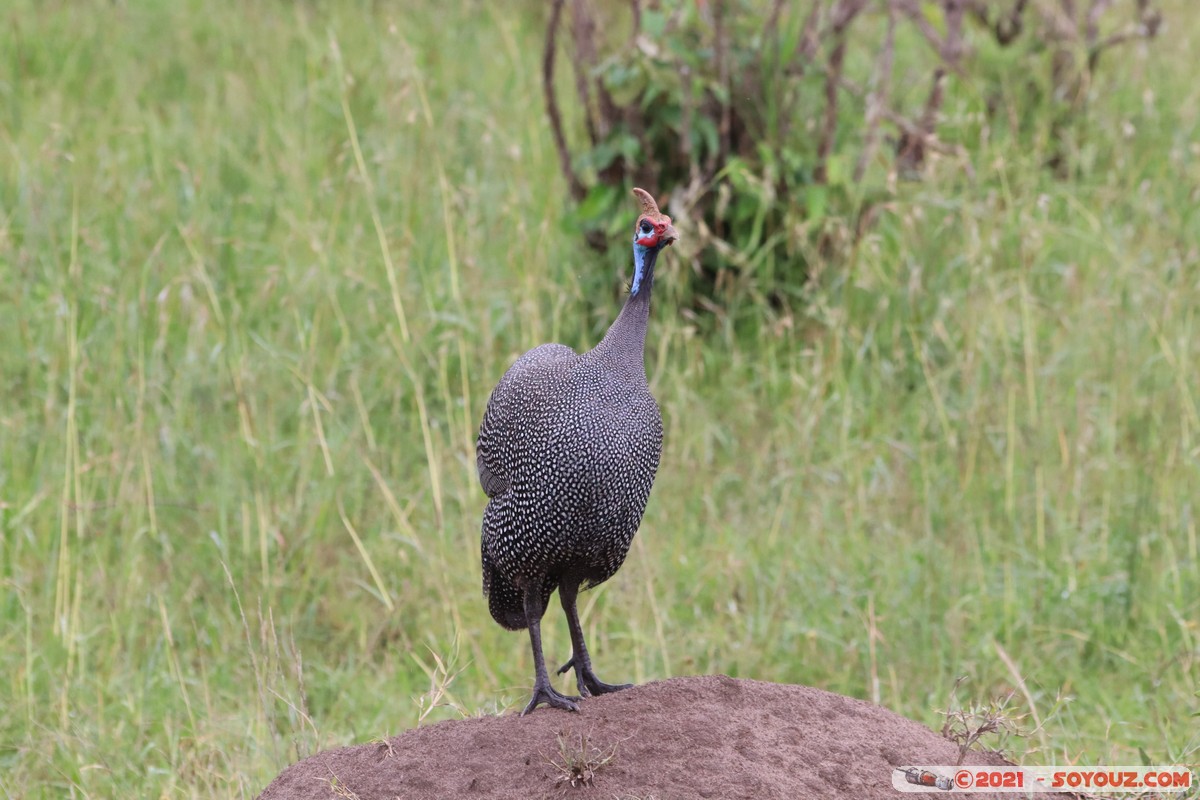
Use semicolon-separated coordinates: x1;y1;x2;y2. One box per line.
824;154;847;187
613;133;641;162
922;1;946;33
575;184;618;223
573;140;615;173
643;9;666;38
696;116;719;159
805;185;828;221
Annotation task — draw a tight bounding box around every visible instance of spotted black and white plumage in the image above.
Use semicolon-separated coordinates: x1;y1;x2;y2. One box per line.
477;188;678;715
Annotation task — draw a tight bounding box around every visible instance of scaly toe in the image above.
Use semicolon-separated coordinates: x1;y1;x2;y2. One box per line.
583;677;632;696
521;685;580;716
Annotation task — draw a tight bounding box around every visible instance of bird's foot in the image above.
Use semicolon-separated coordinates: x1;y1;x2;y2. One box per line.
521;679;580;716
556;656;633;698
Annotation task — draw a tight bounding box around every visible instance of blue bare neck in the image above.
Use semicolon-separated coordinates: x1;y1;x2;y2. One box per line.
591;241;659;378
630;242;655;297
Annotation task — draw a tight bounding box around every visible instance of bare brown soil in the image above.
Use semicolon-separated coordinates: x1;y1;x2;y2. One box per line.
257;675;1014;799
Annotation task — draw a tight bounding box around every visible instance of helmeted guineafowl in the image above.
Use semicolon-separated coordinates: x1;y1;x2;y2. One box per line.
477;187;678;715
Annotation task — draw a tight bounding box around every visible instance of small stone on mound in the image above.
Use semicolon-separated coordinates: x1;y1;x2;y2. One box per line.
257;675;1011;800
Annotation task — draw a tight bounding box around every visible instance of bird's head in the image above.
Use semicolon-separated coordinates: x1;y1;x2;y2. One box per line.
631;187;679;251
629;188;677;297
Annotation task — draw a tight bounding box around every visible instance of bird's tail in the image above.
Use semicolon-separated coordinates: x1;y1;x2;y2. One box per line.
482;550;529;631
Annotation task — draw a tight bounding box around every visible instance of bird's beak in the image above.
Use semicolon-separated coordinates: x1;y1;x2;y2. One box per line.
661;223;679;246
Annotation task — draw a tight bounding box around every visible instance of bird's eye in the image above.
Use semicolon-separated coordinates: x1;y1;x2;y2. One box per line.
640;221;653;235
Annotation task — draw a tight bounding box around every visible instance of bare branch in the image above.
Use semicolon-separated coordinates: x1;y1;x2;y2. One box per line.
1085;0;1114;45
815;0;866;184
994;0;1028;46
815;46;846;184
791;0;825;72
766;0;787;46
942;0;967;66
568;0;599;144
679;64;695;169
776;0;823;146
920;67;947;134
1087;14;1161;71
1041;0;1080;42
542;0;586;201
829;0;868;30
854;0;897;181
895;67;947;175
1060;0;1079;25
714;0;732;169
893;0;947;58
965;0;1025;44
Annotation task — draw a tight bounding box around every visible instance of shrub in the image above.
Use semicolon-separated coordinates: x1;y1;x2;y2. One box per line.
543;0;1162;313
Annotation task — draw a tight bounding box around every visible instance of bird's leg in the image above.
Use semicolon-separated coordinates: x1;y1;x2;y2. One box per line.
555;581;633;698
521;583;579;716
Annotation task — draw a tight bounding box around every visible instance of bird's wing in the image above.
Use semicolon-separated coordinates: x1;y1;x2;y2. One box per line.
476;450;508;498
476;343;577;497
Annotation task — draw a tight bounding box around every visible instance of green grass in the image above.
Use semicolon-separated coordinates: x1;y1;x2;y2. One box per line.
2;1;1198;796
